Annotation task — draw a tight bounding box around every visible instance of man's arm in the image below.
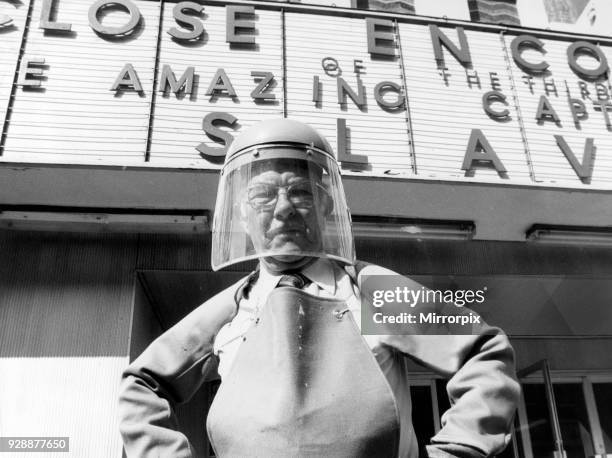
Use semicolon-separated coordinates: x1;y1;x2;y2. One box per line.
383;328;519;458
356;262;520;457
118;280;242;458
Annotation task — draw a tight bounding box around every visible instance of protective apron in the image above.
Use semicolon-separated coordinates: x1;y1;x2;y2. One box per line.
206;287;400;457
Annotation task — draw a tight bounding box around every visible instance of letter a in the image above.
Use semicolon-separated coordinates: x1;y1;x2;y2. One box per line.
535;95;561;124
110;63;143;92
205;68;237;97
461;129;507;177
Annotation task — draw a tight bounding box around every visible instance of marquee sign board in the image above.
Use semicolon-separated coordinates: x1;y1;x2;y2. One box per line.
1;0;611;189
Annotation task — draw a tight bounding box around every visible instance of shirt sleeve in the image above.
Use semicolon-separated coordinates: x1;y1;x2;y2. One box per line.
356;262;521;457
117;279;242;458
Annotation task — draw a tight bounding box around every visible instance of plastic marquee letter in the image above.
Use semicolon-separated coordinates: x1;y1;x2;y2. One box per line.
366;18;396;57
18;57;46;88
159;65;195;95
374;81;405;110
568;98;588;127
40;0;72;32
567;41;609;81
250;71;276;101
205;68;237;97
510;35;549;74
0;15;12;27
429;25;472;69
197;112;239;161
482;91;510;119
169;2;204;41
554;135;595;183
336;118;369;166
89;0;141;37
226;5;256;45
461;129;508;177
337;77;365;108
110;63;143;92
0;0;13;28
535;95;561;124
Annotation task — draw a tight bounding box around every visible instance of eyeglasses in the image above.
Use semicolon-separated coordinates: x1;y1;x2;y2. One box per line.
246;181;329;211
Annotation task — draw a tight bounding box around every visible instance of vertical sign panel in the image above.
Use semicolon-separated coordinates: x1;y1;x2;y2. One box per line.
509;35;612;187
285;12;412;176
2;0;158;165
0;357;126;457
400;24;531;182
0;0;29;136
150;5;283;167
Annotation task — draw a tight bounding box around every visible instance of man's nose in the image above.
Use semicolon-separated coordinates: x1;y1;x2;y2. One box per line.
273;190;296;219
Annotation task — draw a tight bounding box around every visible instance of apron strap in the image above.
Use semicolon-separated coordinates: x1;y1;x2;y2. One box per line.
344;260;370;296
233;265;260;306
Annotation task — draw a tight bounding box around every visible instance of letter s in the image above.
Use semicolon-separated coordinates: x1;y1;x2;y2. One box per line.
197;112;238;163
168;1;204;40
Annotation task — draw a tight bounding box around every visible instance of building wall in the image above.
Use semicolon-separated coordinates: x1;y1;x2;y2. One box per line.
574;0;612;36
0;231;138;457
414;0;471;20
366;0;416;14
467;0;520;25
543;0;590;23
0;230;245;457
519;0;612;35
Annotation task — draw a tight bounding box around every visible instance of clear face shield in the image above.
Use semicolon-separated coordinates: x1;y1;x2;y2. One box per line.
211;145;355;271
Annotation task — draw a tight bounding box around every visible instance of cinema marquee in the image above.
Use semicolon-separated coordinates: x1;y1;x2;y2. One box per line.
1;0;612;188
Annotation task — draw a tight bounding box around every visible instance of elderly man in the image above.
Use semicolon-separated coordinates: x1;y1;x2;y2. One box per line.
118;119;520;458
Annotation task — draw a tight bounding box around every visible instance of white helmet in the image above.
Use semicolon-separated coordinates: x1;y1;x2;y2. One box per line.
211;118;355;271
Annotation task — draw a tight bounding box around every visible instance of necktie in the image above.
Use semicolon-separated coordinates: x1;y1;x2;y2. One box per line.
277;273;311;289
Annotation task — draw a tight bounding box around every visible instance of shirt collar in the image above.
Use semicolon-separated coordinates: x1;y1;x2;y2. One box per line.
257;264;283;299
303;258;336;295
258;258;337;295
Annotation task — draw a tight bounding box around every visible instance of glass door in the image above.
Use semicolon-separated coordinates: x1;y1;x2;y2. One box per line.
513;360;609;458
516;360;567;458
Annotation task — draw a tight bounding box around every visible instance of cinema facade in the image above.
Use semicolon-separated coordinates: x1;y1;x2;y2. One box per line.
0;0;611;456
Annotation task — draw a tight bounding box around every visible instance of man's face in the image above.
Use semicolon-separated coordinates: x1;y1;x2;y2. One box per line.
241;160;330;260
